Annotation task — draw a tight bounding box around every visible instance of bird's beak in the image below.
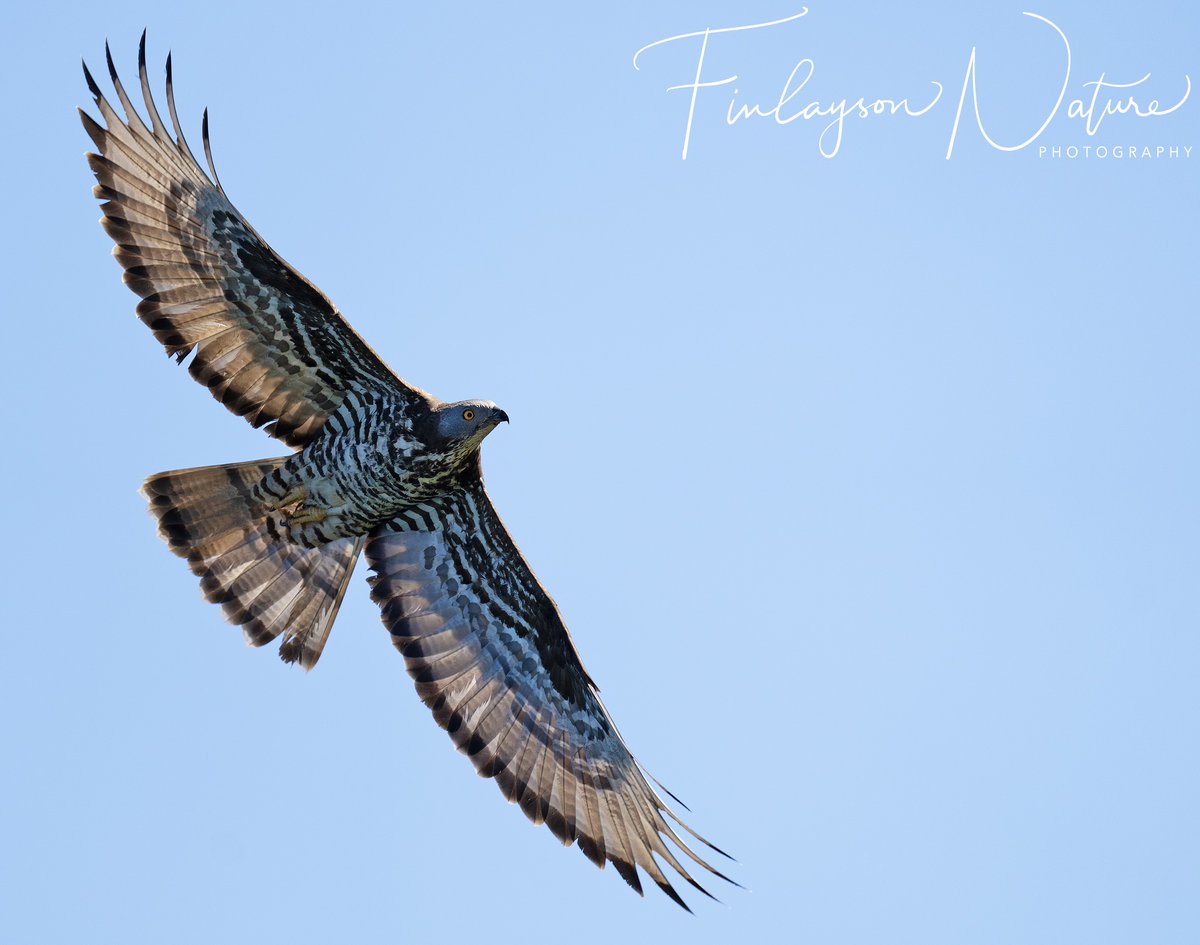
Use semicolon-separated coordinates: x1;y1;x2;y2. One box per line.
492;408;510;424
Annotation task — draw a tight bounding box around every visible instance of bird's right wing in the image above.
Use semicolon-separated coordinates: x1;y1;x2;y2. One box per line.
80;35;429;449
365;482;736;909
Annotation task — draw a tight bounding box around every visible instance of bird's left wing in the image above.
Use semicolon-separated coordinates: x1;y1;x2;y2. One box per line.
365;482;734;909
80;35;430;449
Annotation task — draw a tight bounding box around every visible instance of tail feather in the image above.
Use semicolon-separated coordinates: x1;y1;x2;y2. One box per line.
141;459;363;670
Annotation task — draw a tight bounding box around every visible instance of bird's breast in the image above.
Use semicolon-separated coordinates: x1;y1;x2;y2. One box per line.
279;419;468;543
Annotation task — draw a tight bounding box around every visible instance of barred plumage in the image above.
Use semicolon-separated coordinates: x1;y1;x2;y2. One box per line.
142;461;364;669
83;34;734;909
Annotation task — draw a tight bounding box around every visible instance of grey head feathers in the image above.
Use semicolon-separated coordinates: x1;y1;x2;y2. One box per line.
434;400;510;447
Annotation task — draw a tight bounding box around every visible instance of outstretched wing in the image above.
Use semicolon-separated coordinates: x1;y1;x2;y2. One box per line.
365;482;735;909
80;35;429;449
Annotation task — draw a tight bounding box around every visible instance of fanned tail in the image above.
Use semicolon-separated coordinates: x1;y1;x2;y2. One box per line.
141;459;363;669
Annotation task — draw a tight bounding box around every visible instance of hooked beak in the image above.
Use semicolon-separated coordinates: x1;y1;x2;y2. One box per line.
492;408;510;425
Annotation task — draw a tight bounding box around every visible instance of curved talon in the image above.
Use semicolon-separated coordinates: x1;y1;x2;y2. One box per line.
289;505;328;526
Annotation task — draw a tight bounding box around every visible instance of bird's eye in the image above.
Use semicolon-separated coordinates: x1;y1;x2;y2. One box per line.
462;409;475;421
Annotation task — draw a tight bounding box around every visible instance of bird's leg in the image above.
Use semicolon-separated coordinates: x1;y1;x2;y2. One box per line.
272;486;307;510
265;485;328;526
289;504;328;525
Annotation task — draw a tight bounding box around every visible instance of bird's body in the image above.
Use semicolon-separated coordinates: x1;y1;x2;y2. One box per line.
255;393;507;546
82;34;733;910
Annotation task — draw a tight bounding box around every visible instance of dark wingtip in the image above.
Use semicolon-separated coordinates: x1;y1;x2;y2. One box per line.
655;877;694;913
166;51;173;82
202;107;223;188
706;840;738;863
104;40;118;84
612;857;645;896
645;770;691;811
683;874;722;903
661;784;691;812
82;59;101;98
675;816;739;865
577;834;606;869
138;28;147;68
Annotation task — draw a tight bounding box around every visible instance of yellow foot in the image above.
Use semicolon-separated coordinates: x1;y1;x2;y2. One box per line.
272;486;307;509
290;505;328;526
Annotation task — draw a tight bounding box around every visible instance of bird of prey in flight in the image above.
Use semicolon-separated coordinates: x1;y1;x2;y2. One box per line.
80;34;734;909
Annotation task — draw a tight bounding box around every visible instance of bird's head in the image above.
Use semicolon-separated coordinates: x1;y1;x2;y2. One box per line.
434;400;510;454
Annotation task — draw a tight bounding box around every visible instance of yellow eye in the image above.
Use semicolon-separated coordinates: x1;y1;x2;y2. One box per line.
462;409;475;421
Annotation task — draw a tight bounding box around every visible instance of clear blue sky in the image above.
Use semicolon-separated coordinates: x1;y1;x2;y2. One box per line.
2;2;1196;942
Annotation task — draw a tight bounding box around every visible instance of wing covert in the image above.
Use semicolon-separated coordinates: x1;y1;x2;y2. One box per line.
365;483;735;909
81;35;430;448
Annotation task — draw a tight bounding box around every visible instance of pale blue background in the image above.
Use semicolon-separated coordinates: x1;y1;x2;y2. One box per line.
2;2;1196;942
